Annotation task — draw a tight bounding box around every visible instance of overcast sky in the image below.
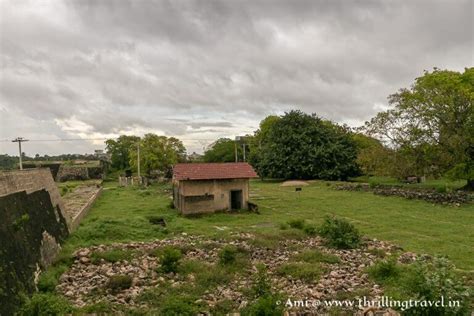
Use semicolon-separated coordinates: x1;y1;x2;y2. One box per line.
0;0;472;155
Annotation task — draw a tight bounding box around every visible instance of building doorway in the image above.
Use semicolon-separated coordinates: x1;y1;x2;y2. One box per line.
230;190;243;210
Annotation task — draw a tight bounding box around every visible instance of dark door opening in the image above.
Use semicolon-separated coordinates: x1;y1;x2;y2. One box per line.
230;190;243;210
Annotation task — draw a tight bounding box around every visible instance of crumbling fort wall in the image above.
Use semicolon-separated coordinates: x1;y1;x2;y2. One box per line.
0;169;70;315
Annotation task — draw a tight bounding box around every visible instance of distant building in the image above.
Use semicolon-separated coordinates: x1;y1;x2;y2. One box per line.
172;162;258;215
94;150;108;159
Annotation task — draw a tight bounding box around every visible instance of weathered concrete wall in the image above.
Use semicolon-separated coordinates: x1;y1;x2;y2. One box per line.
56;165;89;182
23;162;62;180
56;165;106;182
175;179;249;215
0;169;69;224
0;169;71;315
0;189;69;315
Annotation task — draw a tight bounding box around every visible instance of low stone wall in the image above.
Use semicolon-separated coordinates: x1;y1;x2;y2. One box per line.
69;187;102;231
23;162;62;180
335;183;471;205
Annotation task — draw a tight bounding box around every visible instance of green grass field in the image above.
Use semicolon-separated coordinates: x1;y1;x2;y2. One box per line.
63;179;474;271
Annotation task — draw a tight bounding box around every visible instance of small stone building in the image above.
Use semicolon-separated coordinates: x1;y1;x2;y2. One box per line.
172;162;258;215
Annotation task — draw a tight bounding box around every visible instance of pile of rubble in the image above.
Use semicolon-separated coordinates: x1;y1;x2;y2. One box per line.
335;183;471;205
56;234;406;314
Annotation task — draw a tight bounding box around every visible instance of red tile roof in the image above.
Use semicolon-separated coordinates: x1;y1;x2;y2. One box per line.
173;162;258;181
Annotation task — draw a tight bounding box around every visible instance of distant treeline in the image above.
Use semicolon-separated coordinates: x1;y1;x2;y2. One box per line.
0;154;99;170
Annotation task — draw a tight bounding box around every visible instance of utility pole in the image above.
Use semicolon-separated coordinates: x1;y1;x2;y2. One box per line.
12;137;28;170
137;141;141;178
234;141;238;162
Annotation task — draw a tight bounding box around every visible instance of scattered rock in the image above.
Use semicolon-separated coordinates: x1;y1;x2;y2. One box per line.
56;234;401;314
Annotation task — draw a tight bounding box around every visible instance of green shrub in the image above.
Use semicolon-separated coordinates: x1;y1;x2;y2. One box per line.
106;275;133;293
159;246;182;273
159;295;200;315
288;219;305;229
60;187;69;196
293;250;340;264
279;222;289;230
241;294;284;316
318;216;361;249
37;265;69;292
303;224;318;236
19;293;74;315
212;299;237;315
435;186;447;193
195;265;233;288
400;257;470;315
369;181;379;188
218;246;238;265
79;301;115;313
179;259;208;275
367;259;400;283
251;264;272;298
276;262;322;282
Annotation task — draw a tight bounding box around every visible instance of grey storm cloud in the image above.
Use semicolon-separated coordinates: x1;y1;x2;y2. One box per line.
0;0;472;155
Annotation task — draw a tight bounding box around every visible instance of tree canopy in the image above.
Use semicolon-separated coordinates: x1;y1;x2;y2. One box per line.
362;67;473;188
105;135;140;170
250;110;359;180
351;133;393;176
203;138;241;163
129;134;186;176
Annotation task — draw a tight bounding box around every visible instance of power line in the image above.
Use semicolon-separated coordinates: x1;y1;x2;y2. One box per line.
0;137;219;143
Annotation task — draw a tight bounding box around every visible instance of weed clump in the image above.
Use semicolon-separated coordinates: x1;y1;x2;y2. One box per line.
159;246;182;273
90;249;133;264
293;250;340;264
401;257;470;315
367;256;470;315
303;224;317;236
287;219;305;229
279;222;289;230
318;216;361;249
277;262;322;282
19;293;74;315
242;264;284;316
218;246;238;265
106;275;133;293
251;264;272;297
367;259;400;282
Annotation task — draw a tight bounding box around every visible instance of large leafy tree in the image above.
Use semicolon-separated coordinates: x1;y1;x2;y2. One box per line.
105;135;140;170
351;134;393;176
129;134;186;176
248;115;280;174
203;138;242;162
363;68;473;189
253;110;359;180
